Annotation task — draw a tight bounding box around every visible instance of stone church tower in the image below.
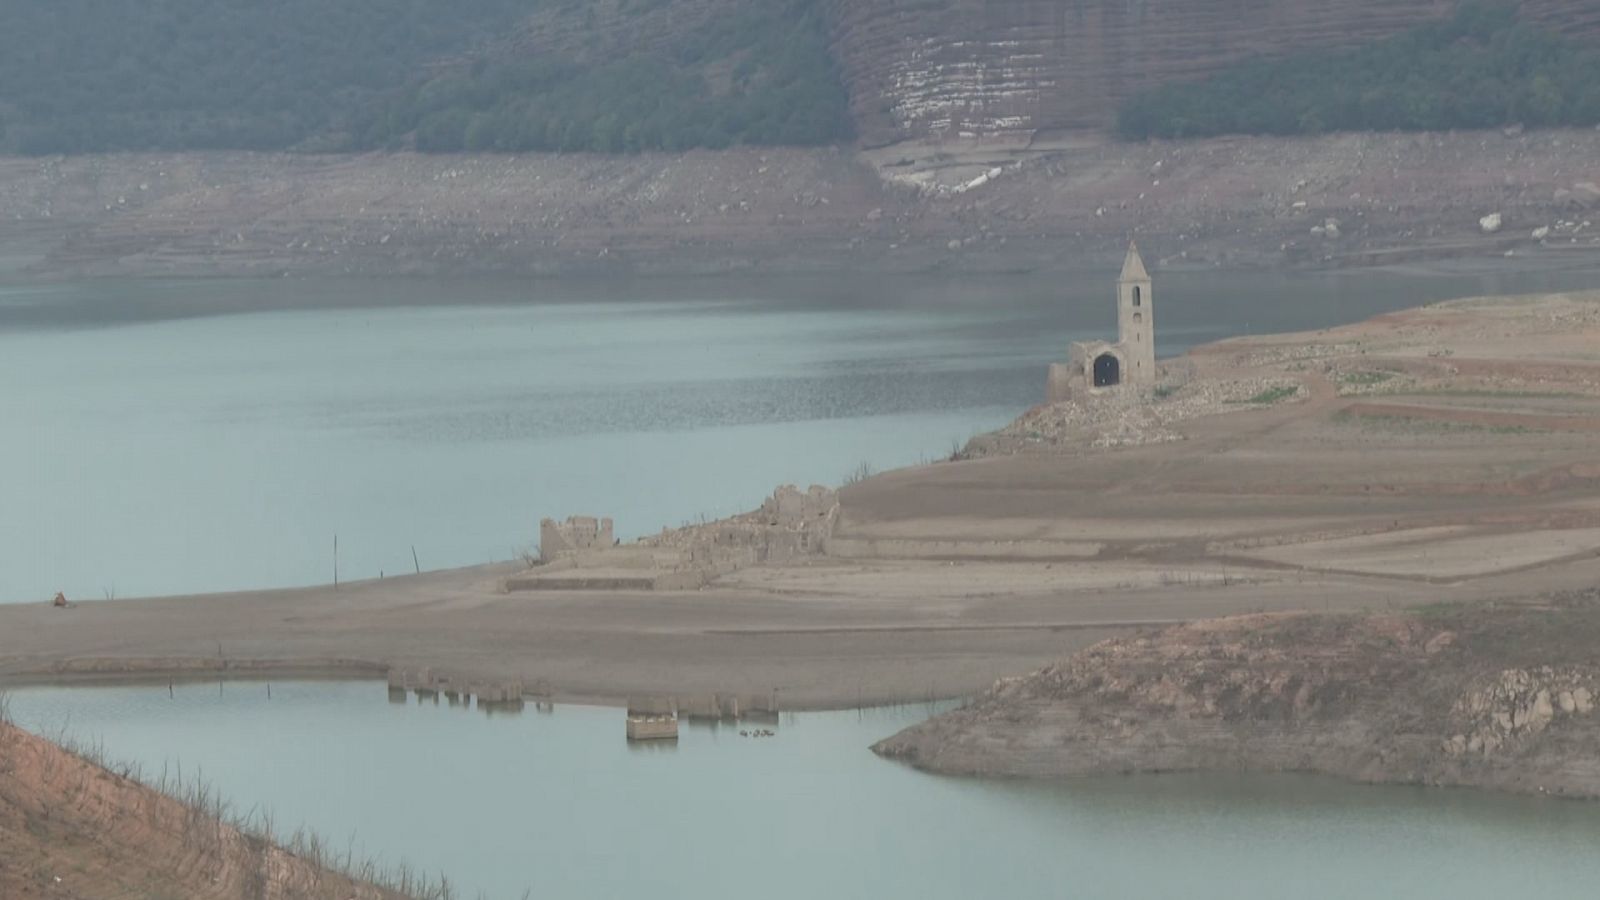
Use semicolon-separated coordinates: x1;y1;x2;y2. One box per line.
1045;240;1159;403
1116;242;1155;388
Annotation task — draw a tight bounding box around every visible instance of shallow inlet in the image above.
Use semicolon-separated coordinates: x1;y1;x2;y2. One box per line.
9;680;1600;900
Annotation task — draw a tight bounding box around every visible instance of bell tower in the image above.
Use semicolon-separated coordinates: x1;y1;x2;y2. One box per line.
1116;241;1155;388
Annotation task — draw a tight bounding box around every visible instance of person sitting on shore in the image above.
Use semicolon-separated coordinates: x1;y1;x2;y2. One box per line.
52;591;68;608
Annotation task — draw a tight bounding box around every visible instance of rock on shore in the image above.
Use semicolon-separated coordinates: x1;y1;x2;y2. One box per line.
874;588;1600;798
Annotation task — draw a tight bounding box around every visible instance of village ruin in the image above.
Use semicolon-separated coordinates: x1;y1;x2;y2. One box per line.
519;485;839;592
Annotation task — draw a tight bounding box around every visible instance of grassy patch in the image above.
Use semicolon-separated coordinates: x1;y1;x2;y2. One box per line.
1340;370;1396;386
1230;385;1299;405
1152;384;1180;400
1331;410;1535;434
1405;388;1589;400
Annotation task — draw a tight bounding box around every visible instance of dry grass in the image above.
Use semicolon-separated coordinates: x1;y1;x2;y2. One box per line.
842;460;876;486
7;713;467;900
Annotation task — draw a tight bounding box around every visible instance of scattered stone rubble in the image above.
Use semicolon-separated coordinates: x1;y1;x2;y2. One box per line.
11;129;1600;280
973;374;1304;455
1445;667;1597;757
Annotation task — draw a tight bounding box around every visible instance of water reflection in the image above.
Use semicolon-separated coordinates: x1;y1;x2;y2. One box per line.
9;680;1600;900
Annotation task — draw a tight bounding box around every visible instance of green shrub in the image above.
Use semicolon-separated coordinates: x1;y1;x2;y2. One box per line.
1233;385;1299;405
1117;2;1600;139
0;0;850;155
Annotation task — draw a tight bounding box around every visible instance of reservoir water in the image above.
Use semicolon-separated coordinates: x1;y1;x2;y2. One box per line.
4;266;1598;603
9;266;1600;898
9;680;1600;900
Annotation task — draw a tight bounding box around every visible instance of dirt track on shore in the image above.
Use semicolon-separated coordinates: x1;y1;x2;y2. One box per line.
7;556;1600;709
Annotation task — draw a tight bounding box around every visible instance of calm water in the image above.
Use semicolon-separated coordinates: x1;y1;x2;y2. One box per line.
3;266;1599;603
8;680;1600;900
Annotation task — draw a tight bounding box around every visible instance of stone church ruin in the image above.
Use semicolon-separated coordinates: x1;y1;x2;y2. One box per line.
1047;242;1156;403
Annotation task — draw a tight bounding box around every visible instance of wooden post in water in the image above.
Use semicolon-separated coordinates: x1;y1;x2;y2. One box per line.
412;545;420;575
333;534;339;590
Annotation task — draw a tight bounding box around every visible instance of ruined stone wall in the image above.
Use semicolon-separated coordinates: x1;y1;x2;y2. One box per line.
646;484;840;574
539;516;615;562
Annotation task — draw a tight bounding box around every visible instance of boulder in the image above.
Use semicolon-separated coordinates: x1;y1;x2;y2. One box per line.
1479;212;1503;234
1527;689;1555;734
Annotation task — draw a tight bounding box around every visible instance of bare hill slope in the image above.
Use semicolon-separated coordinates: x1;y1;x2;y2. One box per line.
0;717;415;899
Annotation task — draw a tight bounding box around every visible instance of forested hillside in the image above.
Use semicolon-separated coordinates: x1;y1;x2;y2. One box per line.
7;0;1600;155
0;0;532;153
0;0;848;155
1117;3;1600;139
359;0;849;152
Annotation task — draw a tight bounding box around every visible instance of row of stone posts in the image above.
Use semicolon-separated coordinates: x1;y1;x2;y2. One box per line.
387;667;532;713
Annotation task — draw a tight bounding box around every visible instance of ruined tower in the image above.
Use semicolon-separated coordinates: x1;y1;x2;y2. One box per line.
1116;241;1155;388
1047;240;1159;403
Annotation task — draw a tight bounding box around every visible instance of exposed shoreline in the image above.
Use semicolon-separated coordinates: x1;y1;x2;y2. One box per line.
5;129;1600;284
5;288;1600;743
873;590;1600;800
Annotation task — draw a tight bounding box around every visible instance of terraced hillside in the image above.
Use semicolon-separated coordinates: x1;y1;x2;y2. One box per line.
826;0;1600;146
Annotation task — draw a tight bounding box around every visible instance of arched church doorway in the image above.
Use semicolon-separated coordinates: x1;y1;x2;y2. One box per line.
1093;353;1121;387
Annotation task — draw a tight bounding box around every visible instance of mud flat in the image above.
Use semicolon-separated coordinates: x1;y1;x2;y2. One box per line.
4;290;1600;710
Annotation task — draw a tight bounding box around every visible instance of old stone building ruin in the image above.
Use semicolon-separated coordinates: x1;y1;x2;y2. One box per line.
515;486;840;592
539;516;615;563
1047;242;1156;402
